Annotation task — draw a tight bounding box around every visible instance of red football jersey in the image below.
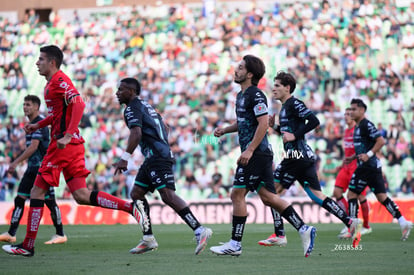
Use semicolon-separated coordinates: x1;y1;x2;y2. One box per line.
43;70;84;144
343;126;357;168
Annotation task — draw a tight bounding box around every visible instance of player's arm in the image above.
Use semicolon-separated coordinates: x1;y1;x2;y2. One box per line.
269;114;281;135
293;112;320;140
358;136;385;162
113;126;142;175
25;115;53;134
7;139;39;173
238;114;268;166
57;95;85;149
214;122;238;137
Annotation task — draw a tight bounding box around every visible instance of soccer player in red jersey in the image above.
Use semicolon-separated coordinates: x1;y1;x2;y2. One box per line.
334;107;371;238
2;45;148;257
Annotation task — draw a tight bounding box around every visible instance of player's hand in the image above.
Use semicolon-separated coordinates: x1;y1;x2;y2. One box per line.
57;134;72;149
357;153;369;162
113;160;128;175
237;149;253;166
214;127;225;137
7;163;17;173
269;114;276;128
281;131;296;143
344;155;354;164
24;123;39;134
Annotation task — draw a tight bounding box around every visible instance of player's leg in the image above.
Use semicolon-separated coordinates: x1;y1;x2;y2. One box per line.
210;187;246;256
370;169;412;240
298;163;356;230
257;164;289;246
0;170;36;243
44;187;67;244
2;175;49;257
64;143;143;226
258;207;287;247
358;189;372;235
258;187;316;257
0;196;25;243
333;167;350;215
129;183;157;254
158;187;212;254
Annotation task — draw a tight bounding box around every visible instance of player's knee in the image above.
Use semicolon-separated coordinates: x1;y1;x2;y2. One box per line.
130;186;145;201
71;189;91;205
230;188;245;202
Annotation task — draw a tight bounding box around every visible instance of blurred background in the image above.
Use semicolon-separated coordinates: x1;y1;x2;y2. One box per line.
0;0;414;203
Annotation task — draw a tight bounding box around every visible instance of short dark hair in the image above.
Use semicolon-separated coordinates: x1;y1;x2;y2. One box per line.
274;71;296;94
40;45;63;69
350;98;367;111
120;77;141;95
24;95;41;107
243;55;265;86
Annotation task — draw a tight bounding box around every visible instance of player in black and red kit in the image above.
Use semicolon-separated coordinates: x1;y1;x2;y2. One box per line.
0;95;66;245
334;108;371;239
2;45;148;257
348;98;412;241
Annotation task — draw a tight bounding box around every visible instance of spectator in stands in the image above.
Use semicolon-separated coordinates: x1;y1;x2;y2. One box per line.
377;122;387;139
394;111;406;131
400;170;414;194
388;91;404;113
184;169;199;190
328;57;344;92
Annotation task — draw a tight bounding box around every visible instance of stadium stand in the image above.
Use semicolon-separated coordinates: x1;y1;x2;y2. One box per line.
0;0;414;201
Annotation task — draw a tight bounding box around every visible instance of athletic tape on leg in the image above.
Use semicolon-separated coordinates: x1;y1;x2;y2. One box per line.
303;182;323;206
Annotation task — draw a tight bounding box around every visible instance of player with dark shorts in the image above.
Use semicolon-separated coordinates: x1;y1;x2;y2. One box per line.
113;77;212;255
334;108;371;239
210;55;316;257
258;71;361;248
0;95;67;245
347;98;412;241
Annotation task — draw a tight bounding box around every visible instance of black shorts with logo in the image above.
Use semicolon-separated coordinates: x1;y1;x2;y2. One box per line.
18;168;55;198
349;166;386;195
273;159;321;191
233;153;275;193
135;158;176;193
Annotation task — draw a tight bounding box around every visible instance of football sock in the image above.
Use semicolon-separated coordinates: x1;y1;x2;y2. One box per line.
45;199;64;236
142;199;153;235
8;196;26;236
360;199;370;228
382;197;402;219
270;207;285;237
281;205;304;231
348;198;359;219
23;199;44;250
231;216;247;242
90;190;133;213
322;197;350;224
178;207;201;231
336;196;349;215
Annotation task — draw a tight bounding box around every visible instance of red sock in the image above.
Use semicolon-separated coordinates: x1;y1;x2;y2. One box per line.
337;196;349;215
360;200;370;228
96;191;133;213
23;199;44;250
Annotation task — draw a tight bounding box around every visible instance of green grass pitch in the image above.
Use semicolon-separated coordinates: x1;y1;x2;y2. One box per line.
0;223;412;274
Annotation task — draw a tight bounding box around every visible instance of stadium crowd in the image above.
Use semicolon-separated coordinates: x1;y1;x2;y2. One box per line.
0;0;414;201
